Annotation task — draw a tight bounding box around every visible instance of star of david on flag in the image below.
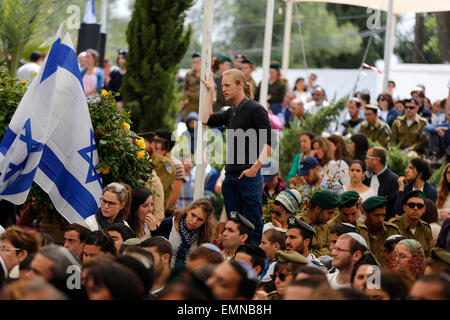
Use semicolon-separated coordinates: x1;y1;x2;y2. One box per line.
0;22;103;223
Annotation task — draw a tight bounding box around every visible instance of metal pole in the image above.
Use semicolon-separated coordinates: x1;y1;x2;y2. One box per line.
282;0;293;78
100;0;108;34
382;0;395;92
193;0;214;200
259;0;275;107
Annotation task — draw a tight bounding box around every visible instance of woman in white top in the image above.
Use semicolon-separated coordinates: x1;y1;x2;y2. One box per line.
311;137;349;186
293;77;312;105
437;163;450;223
127;188;156;241
344;160;376;202
85;182;132;231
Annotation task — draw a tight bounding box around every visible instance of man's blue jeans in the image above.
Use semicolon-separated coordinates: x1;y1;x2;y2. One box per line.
222;171;263;245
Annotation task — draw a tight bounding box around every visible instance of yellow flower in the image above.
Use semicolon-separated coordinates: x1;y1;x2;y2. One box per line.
137;150;145;159
95;128;106;135
100;165;110;174
135;138;145;150
101;89;108;96
21;79;27;85
114;145;119;150
121;122;130;130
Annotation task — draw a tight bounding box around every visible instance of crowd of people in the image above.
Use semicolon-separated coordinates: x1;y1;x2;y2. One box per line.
2;50;449;301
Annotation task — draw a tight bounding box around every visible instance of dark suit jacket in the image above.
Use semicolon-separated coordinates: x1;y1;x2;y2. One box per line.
363;168;399;221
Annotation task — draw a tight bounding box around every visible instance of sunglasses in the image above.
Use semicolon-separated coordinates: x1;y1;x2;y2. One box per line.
405;106;416;110
271;210;282;217
406;202;425;209
378;97;385;102
271;272;293;281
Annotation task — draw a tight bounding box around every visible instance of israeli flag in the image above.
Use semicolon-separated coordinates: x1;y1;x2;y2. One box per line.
83;0;96;24
0;23;102;223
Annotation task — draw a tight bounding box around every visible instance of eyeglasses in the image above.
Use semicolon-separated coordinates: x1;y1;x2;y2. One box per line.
0;245;21;252
272;272;294;281
100;198;117;208
405;106;416;110
332;247;352;253
406;202;425;209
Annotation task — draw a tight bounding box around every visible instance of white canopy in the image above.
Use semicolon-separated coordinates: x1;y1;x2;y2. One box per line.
284;0;450;14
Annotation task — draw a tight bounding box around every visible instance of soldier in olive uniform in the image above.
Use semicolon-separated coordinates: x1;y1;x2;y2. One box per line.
212;54;232;112
254;62;287;114
357;196;401;266
388;190;433;257
359;104;392;147
140;132;175;210
328;191;360;230
391;98;429;155
298;190;341;257
182;53;201;121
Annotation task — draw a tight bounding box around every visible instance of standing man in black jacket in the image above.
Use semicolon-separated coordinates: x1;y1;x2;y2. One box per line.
202;69;273;245
363;147;399;220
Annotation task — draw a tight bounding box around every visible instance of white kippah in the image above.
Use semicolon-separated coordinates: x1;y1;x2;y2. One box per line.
346;232;368;249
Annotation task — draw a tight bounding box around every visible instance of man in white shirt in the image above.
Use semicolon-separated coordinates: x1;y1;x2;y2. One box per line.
327;233;368;289
304;87;330;117
17;51;42;87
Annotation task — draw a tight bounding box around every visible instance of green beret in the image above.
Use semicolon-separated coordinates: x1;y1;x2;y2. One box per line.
431;248;450;266
287;215;316;235
217;54;232;63
364;104;380;112
192;53;201;58
311;190;341;209
275;250;308;265
340;191;360;208
401;190;426;205
270;62;281;69
242;58;255;65
362;196;387;211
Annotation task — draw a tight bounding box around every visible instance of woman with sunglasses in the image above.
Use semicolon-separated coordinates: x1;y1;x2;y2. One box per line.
264;189;302;233
85;182;132;231
376;93;398;126
394;158;437;215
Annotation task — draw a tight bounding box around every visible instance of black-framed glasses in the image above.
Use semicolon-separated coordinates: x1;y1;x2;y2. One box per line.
100;198;117;208
407;202;425;209
271;272;293;281
405;106;416;110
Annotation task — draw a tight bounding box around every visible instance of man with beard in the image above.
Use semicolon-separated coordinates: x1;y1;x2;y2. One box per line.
202;69;272;245
297;156;344;197
285;216;325;269
298;190;342;257
389;190;432;257
357;196;401;265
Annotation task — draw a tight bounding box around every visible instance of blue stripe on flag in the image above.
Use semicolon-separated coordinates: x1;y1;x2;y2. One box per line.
38;145;99;219
41;38;84;90
0;167;37;195
0;128;17;156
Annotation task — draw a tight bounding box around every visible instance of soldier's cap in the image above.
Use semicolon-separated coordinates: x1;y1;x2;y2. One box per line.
401;190;426;205
242;58;255;65
330;223;356;236
228;211;255;231
138;131;155;141
430;248;450;266
311;190;342;210
362;196;387;212
364;104;380;112
275;250;308;265
192;52;201;58
298;156;320;176
339;191;360;208
217;54;232;63
261;160;279;183
270;61;281;69
123;238;143;246
236;244;266;260
346;232;368;249
287;215;316;234
275;189;302;214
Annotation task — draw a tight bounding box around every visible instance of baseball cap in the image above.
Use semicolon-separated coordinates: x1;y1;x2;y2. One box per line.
298;156;320;176
261;160;279;183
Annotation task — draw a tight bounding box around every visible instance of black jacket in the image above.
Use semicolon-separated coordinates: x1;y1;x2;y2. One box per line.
363;167;399;221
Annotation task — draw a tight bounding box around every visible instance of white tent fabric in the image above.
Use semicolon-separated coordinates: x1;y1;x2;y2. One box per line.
284;0;450;14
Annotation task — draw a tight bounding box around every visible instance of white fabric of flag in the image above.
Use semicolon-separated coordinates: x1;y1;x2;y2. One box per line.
0;23;102;223
83;0;97;24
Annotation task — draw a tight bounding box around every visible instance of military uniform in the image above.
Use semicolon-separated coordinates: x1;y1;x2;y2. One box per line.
182;69;201;120
255;79;287;105
388;214;432;257
391;114;428;154
359;119;392;147
152;153;175;209
357;221;400;265
298;213;331;257
327;214;344;230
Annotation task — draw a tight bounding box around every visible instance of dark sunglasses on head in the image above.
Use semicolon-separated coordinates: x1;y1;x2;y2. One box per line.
407;202;425;209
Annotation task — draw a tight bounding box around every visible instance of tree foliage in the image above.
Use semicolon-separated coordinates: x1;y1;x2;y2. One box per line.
121;0;193;132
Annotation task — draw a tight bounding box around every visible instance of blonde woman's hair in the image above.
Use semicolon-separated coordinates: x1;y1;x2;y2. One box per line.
223;68;254;100
103;182;132;220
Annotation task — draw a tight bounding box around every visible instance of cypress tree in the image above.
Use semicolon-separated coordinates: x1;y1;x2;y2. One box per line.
122;0;193;132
